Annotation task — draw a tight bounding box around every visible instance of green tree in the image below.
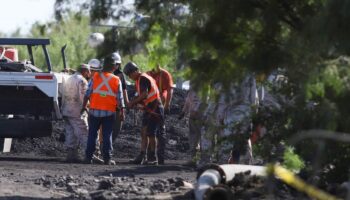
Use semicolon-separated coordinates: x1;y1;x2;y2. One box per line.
31;14;96;71
55;0;350;183
55;0;183;75
14;14;96;72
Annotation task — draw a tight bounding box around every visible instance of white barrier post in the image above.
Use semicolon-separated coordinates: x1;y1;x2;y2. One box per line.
2;138;12;152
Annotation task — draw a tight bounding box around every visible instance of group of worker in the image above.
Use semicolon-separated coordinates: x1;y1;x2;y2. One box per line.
60;52;174;165
60;50;270;167
179;75;269;167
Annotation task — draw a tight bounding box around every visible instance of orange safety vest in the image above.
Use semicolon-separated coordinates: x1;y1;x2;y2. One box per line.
135;73;160;105
147;69;173;103
90;72;120;112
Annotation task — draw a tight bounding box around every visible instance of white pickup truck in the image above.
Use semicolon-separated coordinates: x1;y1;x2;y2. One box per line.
0;38;67;142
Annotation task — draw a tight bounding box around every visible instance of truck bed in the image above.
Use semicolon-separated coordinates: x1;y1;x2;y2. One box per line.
0;72;60;138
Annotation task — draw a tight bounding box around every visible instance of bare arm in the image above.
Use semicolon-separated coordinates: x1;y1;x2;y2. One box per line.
81;96;89;114
81;79;93;113
117;79;125;109
123;89;129;105
128;92;147;108
164;70;173;111
116;79;125;120
164;87;173;110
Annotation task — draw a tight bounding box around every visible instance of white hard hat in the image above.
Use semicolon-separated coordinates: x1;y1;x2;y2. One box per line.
88;59;101;71
111;52;122;64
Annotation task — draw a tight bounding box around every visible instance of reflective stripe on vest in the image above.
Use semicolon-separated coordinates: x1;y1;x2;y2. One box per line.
136;73;160;105
93;73;117;97
90;72;119;112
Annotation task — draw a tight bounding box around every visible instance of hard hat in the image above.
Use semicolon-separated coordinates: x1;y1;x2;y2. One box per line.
123;62;139;76
88;59;101;71
111;52;122;64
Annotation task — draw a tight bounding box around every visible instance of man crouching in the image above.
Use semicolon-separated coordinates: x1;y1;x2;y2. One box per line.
124;62;165;165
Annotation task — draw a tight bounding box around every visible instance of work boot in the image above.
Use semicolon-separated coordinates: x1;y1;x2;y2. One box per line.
146;151;158;165
157;152;165;165
92;155;105;164
104;159;116;165
130;152;146;164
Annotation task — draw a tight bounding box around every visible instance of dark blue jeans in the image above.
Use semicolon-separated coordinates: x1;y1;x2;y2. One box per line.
86;114;115;161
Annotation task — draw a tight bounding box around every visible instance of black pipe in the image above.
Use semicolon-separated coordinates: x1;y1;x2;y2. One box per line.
61;44;67;70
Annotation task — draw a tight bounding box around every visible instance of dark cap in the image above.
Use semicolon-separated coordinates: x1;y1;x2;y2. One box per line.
123;62;139;75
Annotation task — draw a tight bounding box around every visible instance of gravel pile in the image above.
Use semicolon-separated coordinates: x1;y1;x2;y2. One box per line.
32;174;194;200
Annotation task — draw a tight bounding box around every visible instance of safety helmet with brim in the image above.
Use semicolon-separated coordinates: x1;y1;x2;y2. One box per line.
88;59;102;71
111;52;122;64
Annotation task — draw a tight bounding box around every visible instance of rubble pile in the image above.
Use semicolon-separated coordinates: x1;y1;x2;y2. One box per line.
32;174;194;200
11;121;66;157
221;171;348;200
226;172;300;200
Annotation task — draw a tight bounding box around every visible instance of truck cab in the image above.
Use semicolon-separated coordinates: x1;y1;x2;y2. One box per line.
0;38;64;138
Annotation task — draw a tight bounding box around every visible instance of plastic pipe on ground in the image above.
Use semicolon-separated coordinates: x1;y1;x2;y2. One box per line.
195;164;266;200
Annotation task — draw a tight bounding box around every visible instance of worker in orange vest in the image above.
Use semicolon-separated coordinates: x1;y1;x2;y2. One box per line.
147;64;173;114
82;55;125;165
124;62;166;165
87;58;105;164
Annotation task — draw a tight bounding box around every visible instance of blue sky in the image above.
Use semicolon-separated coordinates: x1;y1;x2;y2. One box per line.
0;0;55;35
0;0;135;36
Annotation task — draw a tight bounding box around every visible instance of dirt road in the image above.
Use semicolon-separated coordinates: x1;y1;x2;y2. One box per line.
0;89;195;199
0;154;196;199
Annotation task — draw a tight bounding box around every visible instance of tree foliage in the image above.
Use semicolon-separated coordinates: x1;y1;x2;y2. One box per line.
55;0;183;74
14;14;96;72
53;0;350;183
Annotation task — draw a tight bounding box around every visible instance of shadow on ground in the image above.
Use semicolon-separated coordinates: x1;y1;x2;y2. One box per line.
0;156;60;162
98;162;194;177
0;197;70;200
